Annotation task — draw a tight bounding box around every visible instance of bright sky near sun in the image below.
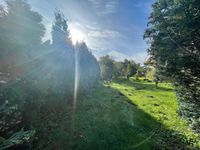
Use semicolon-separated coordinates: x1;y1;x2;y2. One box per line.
0;0;154;63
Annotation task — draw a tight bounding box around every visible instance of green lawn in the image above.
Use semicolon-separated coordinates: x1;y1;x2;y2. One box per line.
109;78;200;149
37;79;200;150
110;79;195;134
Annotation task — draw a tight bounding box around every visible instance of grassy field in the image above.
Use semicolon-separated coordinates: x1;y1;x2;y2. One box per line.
109;78;200;149
37;79;200;150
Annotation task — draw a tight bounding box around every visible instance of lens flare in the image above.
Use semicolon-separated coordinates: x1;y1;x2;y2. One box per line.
73;48;79;111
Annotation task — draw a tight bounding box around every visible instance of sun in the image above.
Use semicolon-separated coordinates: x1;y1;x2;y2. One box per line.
69;27;86;45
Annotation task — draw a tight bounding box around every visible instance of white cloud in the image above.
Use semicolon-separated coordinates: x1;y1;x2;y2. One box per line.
88;0;102;7
108;50;147;63
42;23;52;42
88;0;118;16
91;49;147;64
85;24;100;30
131;52;148;64
88;30;121;38
108;50;129;61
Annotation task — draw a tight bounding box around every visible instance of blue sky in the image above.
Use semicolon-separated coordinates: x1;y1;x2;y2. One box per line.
0;0;154;63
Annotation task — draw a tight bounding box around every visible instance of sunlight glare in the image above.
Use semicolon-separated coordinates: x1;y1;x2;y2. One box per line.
69;27;85;45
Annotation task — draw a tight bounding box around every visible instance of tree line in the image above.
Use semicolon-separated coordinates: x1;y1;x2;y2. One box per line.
99;55;147;81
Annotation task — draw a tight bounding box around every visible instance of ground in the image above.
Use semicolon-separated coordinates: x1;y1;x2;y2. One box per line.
36;78;200;150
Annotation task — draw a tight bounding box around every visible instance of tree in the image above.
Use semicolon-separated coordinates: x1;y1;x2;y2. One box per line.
135;65;147;80
44;11;75;95
144;0;200;133
52;11;70;46
99;56;141;81
99;55;116;81
0;1;45;148
124;60;137;80
76;42;100;93
0;1;101;149
114;61;125;77
126;63;135;80
0;0;45;78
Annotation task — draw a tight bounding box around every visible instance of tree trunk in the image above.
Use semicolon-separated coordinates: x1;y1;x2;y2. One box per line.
155;81;158;88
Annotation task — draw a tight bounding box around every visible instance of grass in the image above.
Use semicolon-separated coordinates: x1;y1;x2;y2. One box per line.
109;78;200;148
36;78;200;150
110;79;186;131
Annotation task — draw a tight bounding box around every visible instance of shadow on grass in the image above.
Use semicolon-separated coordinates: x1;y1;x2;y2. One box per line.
2;82;195;150
65;85;195;150
115;78;174;92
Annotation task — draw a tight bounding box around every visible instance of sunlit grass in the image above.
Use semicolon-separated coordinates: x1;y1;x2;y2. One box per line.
35;79;200;149
109;78;200;148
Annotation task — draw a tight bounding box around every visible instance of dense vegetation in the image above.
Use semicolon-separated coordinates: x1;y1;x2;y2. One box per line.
99;55;146;81
144;0;200;133
0;0;99;149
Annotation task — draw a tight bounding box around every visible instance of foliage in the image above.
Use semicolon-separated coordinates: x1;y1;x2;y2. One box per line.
145;66;155;81
99;55;116;81
0;0;45;77
99;56;142;81
0;0;100;149
0;83;38;149
144;0;200;133
124;59;138;80
52;11;70;45
45;10;75;95
76;42;100;92
135;65;147;80
0;129;35;150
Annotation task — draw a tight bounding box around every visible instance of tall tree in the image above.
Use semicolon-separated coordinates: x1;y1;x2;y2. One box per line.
144;0;200;133
125;60;138;80
99;55;115;81
46;11;75;95
76;42;100;93
52;11;70;46
0;0;45;77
